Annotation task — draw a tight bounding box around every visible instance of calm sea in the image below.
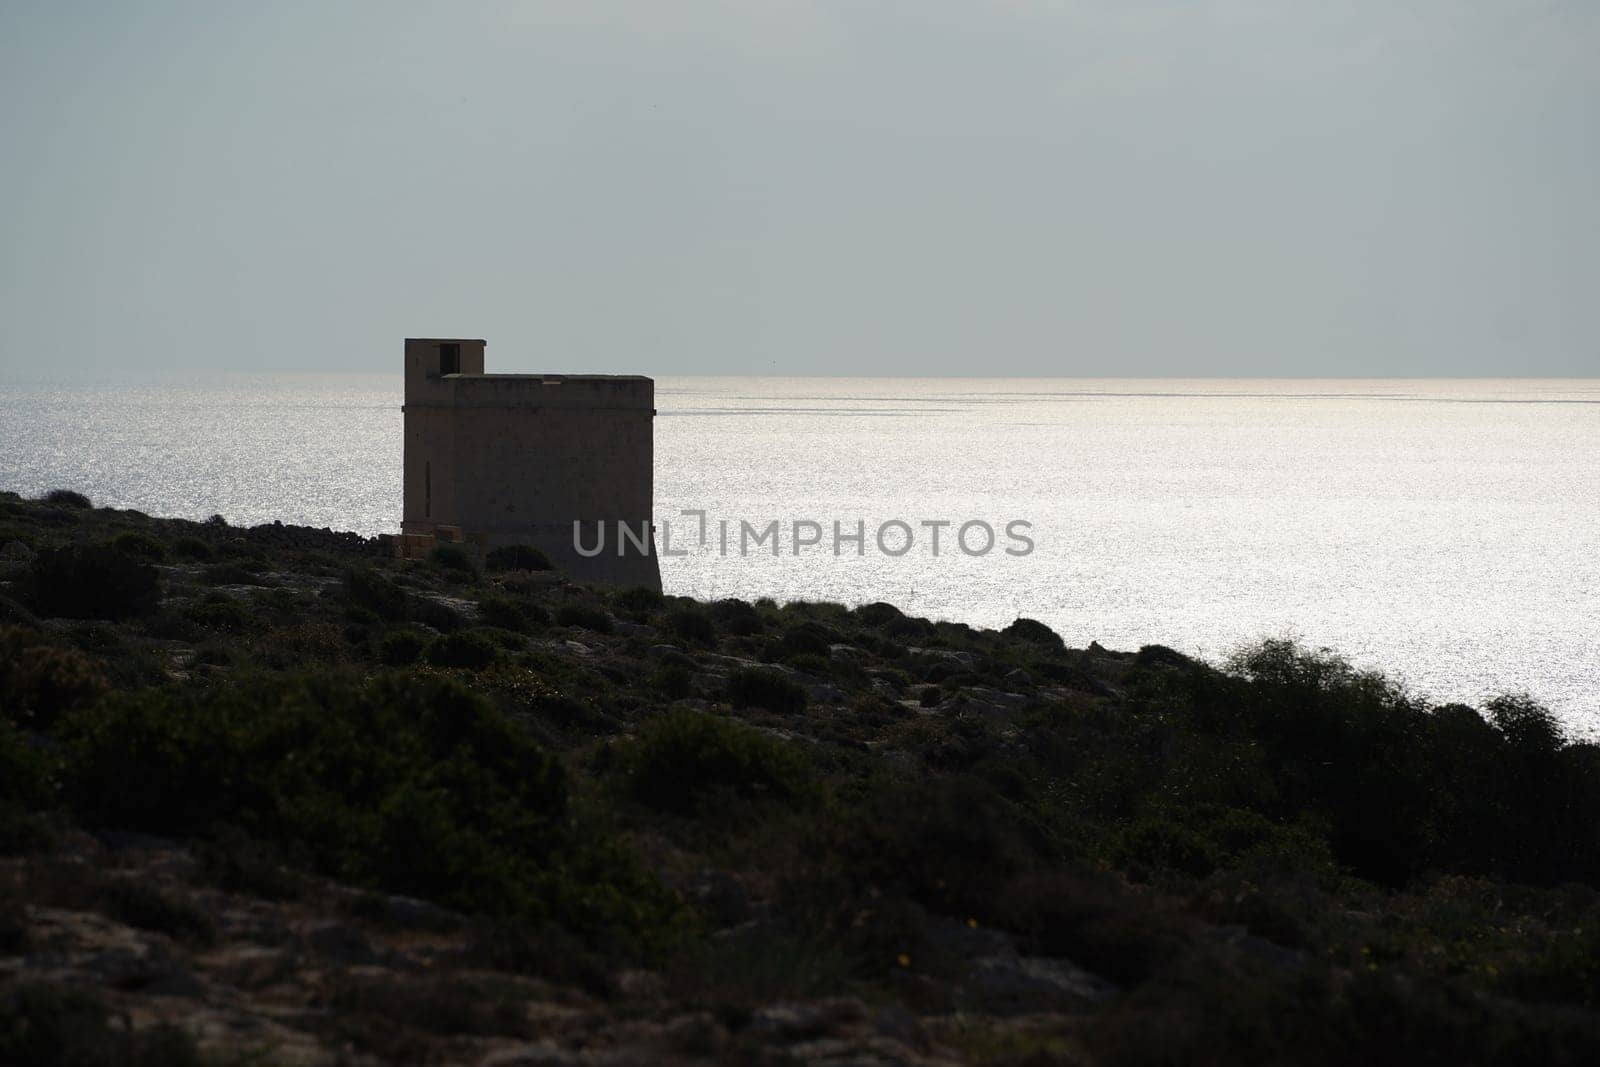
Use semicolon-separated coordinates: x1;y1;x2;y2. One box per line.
2;375;1596;733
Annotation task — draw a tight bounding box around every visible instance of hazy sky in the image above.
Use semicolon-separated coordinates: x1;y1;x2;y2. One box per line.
1;1;1594;377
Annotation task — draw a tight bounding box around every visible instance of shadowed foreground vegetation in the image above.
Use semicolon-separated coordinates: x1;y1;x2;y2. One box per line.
2;489;1599;1064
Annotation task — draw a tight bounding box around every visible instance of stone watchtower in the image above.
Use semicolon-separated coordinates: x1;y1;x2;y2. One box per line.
400;338;660;590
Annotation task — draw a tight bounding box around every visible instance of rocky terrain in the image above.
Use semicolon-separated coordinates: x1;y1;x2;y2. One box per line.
3;489;1599;1065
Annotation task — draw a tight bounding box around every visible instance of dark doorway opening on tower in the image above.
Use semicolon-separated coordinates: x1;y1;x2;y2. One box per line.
439;343;460;375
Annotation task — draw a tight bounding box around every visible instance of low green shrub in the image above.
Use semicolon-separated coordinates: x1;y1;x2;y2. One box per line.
378;627;429;666
53;672;675;940
0;983;113;1065
1204;639;1600;887
199;561;265;586
1134;644;1193;671
557;603;612;634
410;594;465;632
613;586;664;613
1113;815;1219;878
344;604;379;625
0;981;200;1067
111;531;166;561
260;621;348;666
0;803;54;855
138;610;198;642
777;622;834;660
665;607;716;646
186;594;256;633
475;626;528;651
1092;957;1600;1067
0;895;25;954
0;719;53;808
1002;617;1064;652
785;652;832;677
478;595;540;633
883;615;934;640
23;544;160;620
710;598;765;636
1486;693;1563;753
41;489;91;509
429;543;478;576
853;601;904;628
728;668;807;715
426;630;499;670
218;542;266;565
667;921;857;1010
170;536;212;561
816;773;1041;919
1498;921;1600;1008
622;710;817;815
0;631;110;727
999;871;1194;985
0;593;38;627
346;567;408;621
192;642;234;666
652;664;693;700
484;544;553;572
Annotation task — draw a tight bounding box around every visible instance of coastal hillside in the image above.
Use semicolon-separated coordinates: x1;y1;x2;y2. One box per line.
2;490;1599;1065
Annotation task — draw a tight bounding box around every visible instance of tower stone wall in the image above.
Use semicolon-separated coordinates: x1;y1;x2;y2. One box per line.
401;338;660;590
